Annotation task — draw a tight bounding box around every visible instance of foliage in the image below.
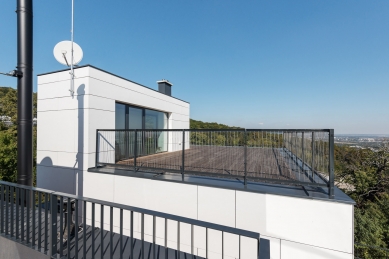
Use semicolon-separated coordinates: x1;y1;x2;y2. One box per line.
335;144;389;258
0;86;37;184
0;127;17;182
189;119;283;147
190;119;243;129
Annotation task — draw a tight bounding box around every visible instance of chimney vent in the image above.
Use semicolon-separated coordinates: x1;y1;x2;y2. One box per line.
157;79;173;96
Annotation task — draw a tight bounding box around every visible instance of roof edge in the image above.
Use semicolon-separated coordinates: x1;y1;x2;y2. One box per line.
37;64;190;104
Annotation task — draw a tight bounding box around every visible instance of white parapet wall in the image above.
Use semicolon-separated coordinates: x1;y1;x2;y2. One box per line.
36;65;190;196
83;172;354;259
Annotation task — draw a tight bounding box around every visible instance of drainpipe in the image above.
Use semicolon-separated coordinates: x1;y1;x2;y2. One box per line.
16;0;33;186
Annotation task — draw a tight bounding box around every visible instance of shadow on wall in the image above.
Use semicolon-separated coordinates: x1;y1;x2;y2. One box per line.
37;84;85;196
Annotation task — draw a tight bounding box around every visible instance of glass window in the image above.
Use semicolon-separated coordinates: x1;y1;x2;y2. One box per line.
128;107;143;129
115;102;168;160
115;103;126;129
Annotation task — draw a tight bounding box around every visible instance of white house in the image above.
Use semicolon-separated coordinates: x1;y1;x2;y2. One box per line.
36;65;354;259
37;65;190;196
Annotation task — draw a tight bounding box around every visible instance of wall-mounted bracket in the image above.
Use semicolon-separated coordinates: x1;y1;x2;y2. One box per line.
0;70;23;78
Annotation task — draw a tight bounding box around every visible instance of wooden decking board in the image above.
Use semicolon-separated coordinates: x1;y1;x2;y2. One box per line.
117;146;307;183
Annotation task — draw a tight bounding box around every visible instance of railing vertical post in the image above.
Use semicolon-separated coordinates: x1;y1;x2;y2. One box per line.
134;130;137;172
120;209;123;259
0;184;3;234
49;194;58;258
244;129;247;186
95;129;99;168
182;130;185;181
165;218;168;259
125;130;129;160
16;187;19;239
153;215;156;259
329;129;335;199
75;200;79;259
311;132;315;180
302;132;305;178
32;190;35;248
110;206;113;259
257;237;260;259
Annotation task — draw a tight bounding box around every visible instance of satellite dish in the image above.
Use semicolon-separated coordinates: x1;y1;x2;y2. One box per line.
53;40;83;66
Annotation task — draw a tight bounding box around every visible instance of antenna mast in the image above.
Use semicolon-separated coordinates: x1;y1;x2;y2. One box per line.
70;0;74;96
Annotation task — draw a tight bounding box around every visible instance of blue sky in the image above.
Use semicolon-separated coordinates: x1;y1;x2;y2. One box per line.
0;0;388;134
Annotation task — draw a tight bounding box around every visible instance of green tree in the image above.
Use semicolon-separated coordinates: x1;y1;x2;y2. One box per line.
335;144;389;258
0;86;37;184
0;127;17;182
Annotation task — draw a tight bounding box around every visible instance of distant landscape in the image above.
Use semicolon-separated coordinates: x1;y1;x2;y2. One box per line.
335;134;389;149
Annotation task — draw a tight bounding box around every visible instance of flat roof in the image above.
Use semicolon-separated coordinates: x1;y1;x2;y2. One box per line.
88;166;355;205
37;64;189;104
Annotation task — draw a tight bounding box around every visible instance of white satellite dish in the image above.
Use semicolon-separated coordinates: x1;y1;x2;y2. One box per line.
53;40;83;66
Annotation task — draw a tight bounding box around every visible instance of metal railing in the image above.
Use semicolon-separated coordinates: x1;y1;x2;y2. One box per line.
96;129;335;198
0;180;260;259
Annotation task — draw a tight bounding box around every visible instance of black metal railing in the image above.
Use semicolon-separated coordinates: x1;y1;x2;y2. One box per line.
96;129;335;198
0;180;260;259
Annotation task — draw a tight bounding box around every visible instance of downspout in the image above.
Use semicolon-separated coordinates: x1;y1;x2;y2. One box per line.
16;0;33;186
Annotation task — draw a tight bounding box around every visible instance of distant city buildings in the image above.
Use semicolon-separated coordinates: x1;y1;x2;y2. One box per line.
335;135;389;149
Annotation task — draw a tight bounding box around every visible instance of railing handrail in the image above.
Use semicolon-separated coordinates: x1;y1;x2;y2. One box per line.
97;128;332;132
0;180;260;239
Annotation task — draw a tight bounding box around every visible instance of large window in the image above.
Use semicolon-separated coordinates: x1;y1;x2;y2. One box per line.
115;102;168;161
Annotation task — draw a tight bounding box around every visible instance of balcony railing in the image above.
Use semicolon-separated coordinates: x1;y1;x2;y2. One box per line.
96;129;335;198
0;180;260;259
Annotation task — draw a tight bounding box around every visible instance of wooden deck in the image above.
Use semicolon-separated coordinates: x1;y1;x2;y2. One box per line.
117;146;306;182
0;205;202;259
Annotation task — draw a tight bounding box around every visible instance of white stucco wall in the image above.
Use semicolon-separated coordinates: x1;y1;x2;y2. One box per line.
37;65;190;196
83;174;353;259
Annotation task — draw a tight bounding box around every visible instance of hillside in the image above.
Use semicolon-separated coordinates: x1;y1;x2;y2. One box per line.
190;119;242;129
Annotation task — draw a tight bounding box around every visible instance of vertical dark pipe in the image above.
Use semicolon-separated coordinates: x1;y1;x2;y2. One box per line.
17;0;33;186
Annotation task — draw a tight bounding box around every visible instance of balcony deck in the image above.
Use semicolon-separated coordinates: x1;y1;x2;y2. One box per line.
116;146;318;183
0;204;203;259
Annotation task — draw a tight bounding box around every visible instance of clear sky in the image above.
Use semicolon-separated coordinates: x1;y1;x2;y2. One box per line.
0;0;388;134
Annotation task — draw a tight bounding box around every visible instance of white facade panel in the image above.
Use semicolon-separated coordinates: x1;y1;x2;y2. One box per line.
197;186;236;228
37;110;77;153
265;195;353;254
37;165;76;195
281;240;353;259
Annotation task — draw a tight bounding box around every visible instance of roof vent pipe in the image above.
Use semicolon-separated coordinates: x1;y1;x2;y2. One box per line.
157;79;173;96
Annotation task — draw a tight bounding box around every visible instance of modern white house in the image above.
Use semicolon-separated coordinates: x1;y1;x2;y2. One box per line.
36;65;190;196
34;65;355;259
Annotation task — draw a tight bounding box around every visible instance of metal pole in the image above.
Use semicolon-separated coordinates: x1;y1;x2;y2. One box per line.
311;132;315;180
302;132;305;178
329;129;335;198
16;0;33;187
95;129;99;168
244;129;247;186
182;130;185;181
70;0;74;95
134;130;137;172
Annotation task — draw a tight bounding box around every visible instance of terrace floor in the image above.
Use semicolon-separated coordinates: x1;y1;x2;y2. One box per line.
116;146;321;183
0;204;203;259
